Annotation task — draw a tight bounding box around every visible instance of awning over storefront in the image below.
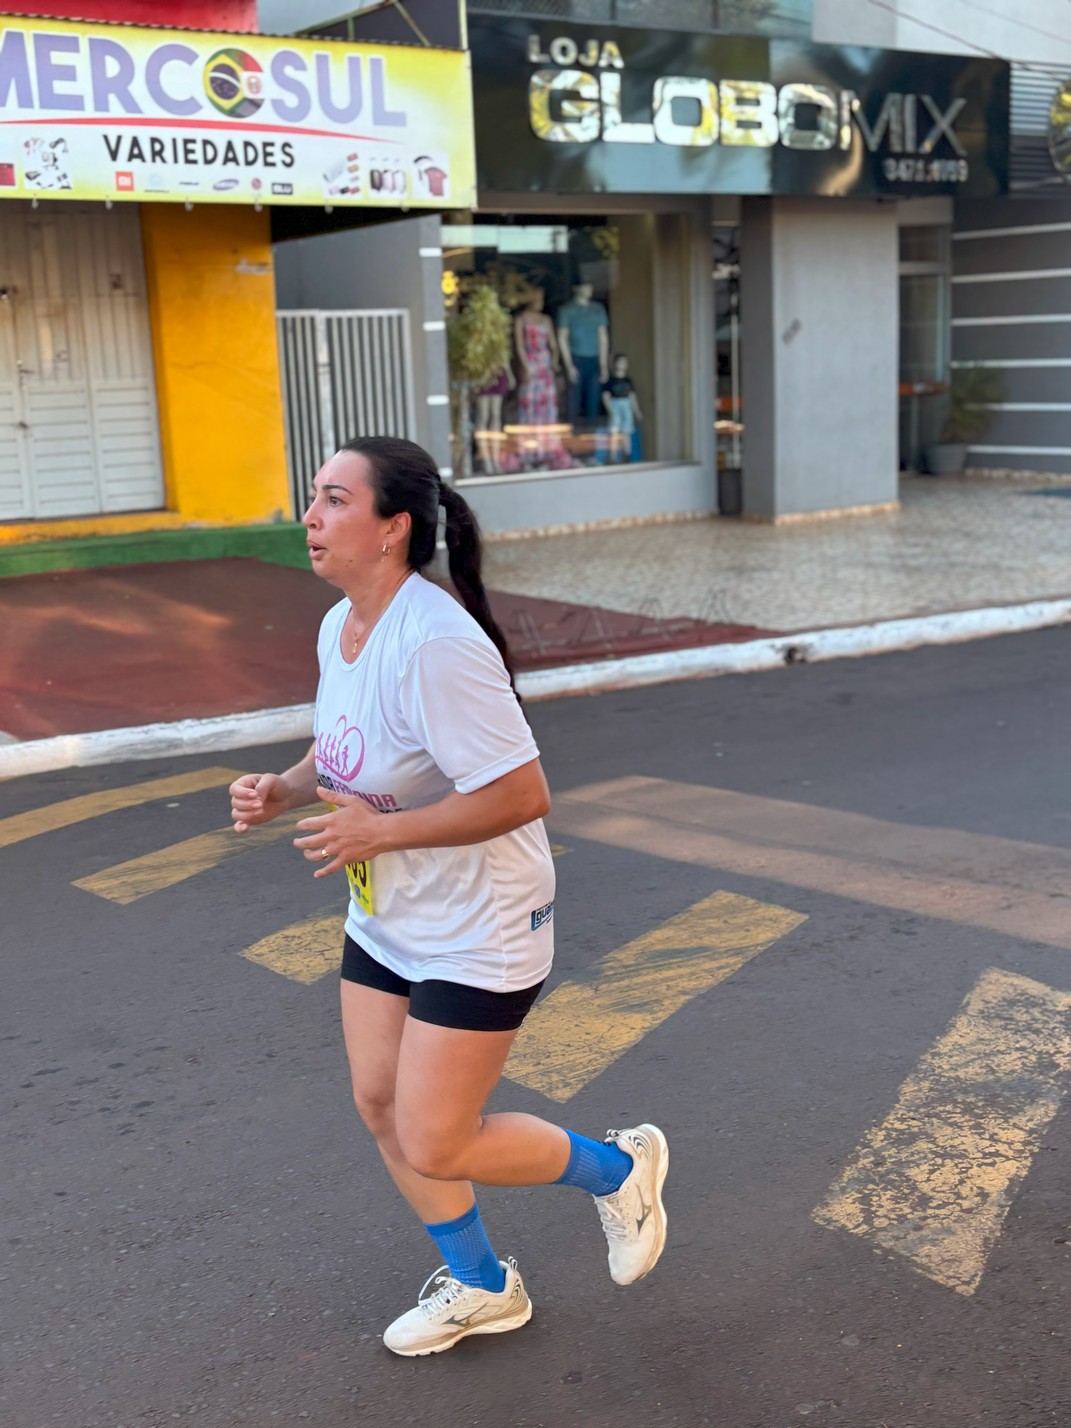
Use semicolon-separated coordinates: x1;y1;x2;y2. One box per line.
0;15;475;208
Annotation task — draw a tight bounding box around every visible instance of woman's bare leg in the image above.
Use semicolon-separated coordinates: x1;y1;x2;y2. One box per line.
339;981;475;1223
475;395;493;473
394;1018;572;1186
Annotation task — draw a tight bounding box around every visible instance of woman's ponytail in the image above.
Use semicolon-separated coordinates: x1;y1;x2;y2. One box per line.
438;483;518;694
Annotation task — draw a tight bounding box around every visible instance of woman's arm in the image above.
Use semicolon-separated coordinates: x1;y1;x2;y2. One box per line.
514;314;530;379
293;758;551;877
230;742;320;832
549;319;565;375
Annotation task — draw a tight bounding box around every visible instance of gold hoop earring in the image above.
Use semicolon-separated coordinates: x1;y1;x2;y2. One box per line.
381;543;390;558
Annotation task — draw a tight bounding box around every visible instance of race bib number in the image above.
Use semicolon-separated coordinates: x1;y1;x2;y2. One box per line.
324;799;374;916
346;859;374;916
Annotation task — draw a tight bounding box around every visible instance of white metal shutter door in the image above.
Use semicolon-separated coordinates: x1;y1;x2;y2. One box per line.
0;244;31;519
0;202;163;520
13;206;98;518
73;206;164;514
0;383;29;519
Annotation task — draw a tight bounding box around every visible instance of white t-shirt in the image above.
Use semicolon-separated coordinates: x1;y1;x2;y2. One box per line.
313;573;555;992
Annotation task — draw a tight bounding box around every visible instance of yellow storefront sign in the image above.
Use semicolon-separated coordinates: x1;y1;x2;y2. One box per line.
0;17;475;208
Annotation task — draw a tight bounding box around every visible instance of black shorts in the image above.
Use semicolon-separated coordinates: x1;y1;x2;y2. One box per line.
340;935;545;1032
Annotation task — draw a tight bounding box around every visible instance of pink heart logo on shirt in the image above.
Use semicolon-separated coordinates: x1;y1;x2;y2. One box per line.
317;716;365;783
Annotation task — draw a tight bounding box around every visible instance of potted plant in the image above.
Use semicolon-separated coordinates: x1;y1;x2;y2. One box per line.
925;365;1004;475
446;283;512;480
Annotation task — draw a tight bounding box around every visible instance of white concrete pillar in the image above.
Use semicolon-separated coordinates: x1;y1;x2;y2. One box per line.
739;196;899;520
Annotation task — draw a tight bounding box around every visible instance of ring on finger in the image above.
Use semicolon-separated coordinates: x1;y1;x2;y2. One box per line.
320;848;330;860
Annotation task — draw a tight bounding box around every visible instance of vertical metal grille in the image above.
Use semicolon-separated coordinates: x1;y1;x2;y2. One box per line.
276;309;415;518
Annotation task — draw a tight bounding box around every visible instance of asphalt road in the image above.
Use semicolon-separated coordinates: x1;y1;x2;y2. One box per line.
3;628;1070;1428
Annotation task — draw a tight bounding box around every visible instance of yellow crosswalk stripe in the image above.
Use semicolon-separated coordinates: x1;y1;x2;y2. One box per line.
73;821;293;905
505;890;806;1103
814;967;1071;1296
0;767;241;850
239;911;344;985
550;776;1071;951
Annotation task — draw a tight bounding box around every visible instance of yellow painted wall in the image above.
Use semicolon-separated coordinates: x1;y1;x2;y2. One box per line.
141;204;289;526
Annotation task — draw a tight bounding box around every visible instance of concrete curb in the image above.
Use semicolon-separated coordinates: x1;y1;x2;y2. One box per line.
518;597;1071;700
2;598;1069;780
0;705;315;780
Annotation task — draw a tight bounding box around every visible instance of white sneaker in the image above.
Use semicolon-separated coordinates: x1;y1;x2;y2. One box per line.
382;1258;532;1357
593;1124;670;1285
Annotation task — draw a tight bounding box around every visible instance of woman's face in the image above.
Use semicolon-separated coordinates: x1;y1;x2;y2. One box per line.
303;451;400;586
528;289;545;312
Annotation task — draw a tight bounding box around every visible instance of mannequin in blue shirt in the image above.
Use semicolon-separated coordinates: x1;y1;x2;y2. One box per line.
556;282;609;425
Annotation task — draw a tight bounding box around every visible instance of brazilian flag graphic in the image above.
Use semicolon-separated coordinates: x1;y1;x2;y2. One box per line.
204;49;264;119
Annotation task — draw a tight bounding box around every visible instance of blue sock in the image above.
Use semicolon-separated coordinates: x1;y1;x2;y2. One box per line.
423;1203;505;1293
554;1129;632;1197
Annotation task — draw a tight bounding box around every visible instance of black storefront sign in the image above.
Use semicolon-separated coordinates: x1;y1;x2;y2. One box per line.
471;18;1009;199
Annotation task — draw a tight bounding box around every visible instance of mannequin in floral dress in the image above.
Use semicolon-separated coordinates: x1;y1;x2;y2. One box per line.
513;290;561;462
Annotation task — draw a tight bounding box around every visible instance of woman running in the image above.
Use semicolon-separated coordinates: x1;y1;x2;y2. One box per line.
229;437;668;1356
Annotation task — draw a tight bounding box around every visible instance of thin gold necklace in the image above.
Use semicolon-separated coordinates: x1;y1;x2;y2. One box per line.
348;575;406;660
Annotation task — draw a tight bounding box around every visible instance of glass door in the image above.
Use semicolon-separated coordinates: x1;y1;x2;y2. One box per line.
899;225;950;471
713;226;742;476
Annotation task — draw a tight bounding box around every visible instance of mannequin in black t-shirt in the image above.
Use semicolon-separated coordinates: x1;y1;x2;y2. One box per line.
601;353;643;463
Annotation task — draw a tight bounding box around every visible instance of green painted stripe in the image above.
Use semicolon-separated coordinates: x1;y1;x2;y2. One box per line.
0;523;309;578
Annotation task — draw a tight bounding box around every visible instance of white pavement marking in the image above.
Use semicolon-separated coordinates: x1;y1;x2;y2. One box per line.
1;598;1069;777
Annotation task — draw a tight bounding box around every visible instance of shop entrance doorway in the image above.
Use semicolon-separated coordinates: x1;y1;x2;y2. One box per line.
714;225;742;510
898;224;951;471
0;202;163;521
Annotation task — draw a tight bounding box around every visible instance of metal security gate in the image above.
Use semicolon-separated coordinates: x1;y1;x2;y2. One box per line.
277;309;416;518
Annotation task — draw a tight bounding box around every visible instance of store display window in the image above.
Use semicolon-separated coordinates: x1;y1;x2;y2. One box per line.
443;215;690;481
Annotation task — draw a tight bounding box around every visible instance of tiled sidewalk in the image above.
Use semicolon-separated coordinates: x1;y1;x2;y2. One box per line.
484;475;1071;633
3;474;1069;746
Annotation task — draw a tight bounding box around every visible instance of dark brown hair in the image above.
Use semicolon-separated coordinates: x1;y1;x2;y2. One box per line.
339;436;516;690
